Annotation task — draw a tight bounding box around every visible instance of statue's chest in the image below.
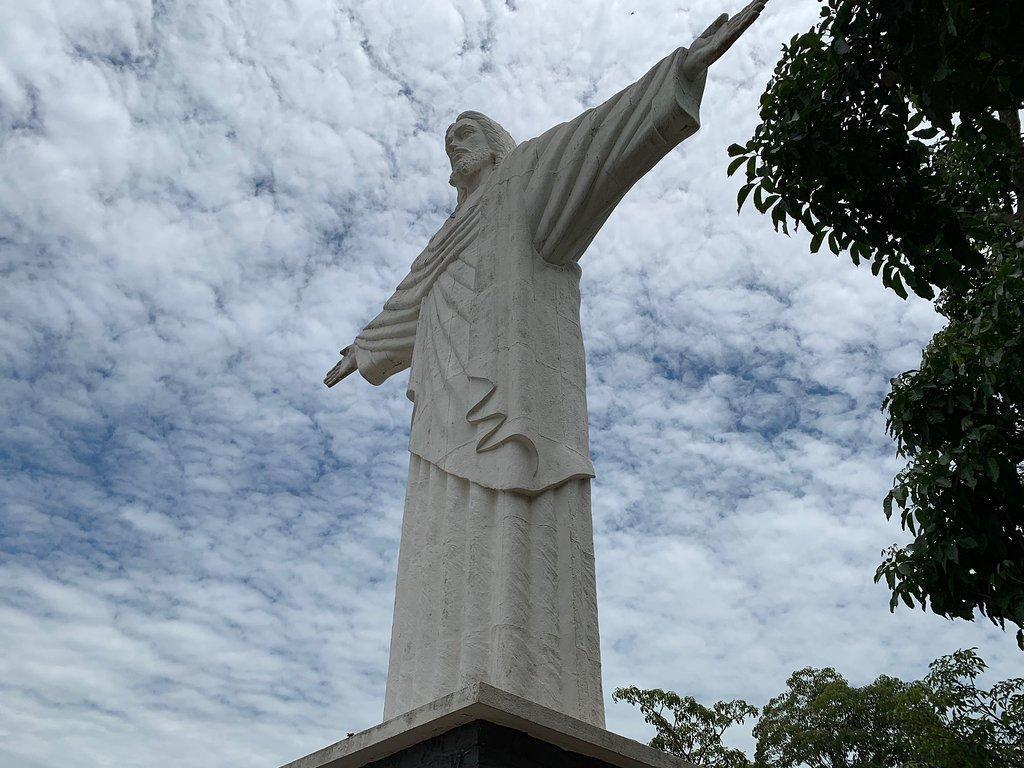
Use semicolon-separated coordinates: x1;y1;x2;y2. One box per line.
427;200;484;256
410;201;488;299
413;205;488;380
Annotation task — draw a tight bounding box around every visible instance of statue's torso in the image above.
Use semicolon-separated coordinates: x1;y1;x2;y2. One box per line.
407;171;595;496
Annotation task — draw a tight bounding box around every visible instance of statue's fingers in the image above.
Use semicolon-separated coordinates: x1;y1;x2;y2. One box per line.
701;1;764;68
734;0;766;30
739;0;768;16
324;359;350;387
723;0;764;44
699;12;729;39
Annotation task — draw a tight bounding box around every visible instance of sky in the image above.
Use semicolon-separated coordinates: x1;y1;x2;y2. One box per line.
0;1;1020;767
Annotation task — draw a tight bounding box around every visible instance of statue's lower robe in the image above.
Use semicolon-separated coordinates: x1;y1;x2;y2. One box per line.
383;453;605;728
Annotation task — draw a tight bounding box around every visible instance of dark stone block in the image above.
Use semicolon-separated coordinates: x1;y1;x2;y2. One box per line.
364;722;633;768
277;683;688;768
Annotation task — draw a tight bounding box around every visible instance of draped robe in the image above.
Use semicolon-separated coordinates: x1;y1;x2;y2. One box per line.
349;47;705;727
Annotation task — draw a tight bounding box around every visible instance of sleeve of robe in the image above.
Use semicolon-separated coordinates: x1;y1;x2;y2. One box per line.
349;243;449;385
351;316;414;386
525;47;707;265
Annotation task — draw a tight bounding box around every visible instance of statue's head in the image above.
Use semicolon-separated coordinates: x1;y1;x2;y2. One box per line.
445;111;516;195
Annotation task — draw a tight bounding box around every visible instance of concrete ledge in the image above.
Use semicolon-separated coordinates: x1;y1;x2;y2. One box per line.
279;683;694;768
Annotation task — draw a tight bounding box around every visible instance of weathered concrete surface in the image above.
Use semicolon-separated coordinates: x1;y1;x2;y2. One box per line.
278;682;696;768
320;0;769;731
352;47;706;729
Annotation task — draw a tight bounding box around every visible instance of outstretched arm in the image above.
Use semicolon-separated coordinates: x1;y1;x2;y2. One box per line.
323;330;416;388
526;0;769;266
323;269;424;388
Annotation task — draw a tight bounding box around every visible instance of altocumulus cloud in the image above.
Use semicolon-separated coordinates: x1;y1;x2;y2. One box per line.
0;1;1018;766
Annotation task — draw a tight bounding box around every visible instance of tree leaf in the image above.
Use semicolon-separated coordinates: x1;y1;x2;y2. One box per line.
737;183;754;213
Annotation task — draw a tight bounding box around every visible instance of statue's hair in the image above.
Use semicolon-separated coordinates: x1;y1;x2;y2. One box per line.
451;110;517;165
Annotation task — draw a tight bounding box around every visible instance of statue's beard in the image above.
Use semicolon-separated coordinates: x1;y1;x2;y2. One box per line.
448;147;493;190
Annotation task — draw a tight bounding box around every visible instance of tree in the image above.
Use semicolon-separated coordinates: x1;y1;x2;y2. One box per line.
754;649;1023;768
753;668;944;767
923;648;1024;767
616;650;1024;768
726;0;1024;644
611;686;757;768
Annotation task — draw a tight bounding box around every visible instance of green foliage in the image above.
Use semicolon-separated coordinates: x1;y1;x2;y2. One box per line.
618;650;1024;768
727;0;1024;643
728;0;1023;299
880;245;1024;645
753;650;1024;767
753;668;944;767
611;686;757;768
924;648;1024;765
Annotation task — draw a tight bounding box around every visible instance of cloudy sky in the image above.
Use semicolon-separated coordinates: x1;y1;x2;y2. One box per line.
1;1;1019;766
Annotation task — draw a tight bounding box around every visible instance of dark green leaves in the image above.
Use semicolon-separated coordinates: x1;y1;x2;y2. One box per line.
877;245;1024;648
809;229;826;253
728;0;1023;301
727;155;747;176
736;182;754;213
730;0;1024;646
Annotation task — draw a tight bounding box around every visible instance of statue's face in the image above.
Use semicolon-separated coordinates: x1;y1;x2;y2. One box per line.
445;118;492;184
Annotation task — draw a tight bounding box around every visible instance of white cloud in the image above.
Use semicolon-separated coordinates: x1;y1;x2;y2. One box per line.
1;0;1018;766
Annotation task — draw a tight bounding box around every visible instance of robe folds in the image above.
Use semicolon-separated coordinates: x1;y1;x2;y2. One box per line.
384;455;604;726
351;48;706;726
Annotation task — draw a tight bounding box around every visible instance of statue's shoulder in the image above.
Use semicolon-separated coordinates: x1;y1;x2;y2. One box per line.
500;116;582;177
490;134;544;185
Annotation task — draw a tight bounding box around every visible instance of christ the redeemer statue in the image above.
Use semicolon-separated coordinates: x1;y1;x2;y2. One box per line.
324;2;767;730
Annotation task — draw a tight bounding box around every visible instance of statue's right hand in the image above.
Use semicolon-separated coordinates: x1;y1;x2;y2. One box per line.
324;345;359;387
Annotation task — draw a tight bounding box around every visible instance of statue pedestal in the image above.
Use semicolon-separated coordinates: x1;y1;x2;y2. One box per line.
279;682;693;768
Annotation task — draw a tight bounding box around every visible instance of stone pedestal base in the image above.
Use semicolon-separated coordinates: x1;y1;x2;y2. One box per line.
279;683;692;768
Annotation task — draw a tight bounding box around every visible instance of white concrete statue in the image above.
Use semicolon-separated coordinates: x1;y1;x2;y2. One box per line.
325;1;768;729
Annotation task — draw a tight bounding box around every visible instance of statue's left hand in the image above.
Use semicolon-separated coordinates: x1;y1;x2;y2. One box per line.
682;0;768;81
324;345;359;387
